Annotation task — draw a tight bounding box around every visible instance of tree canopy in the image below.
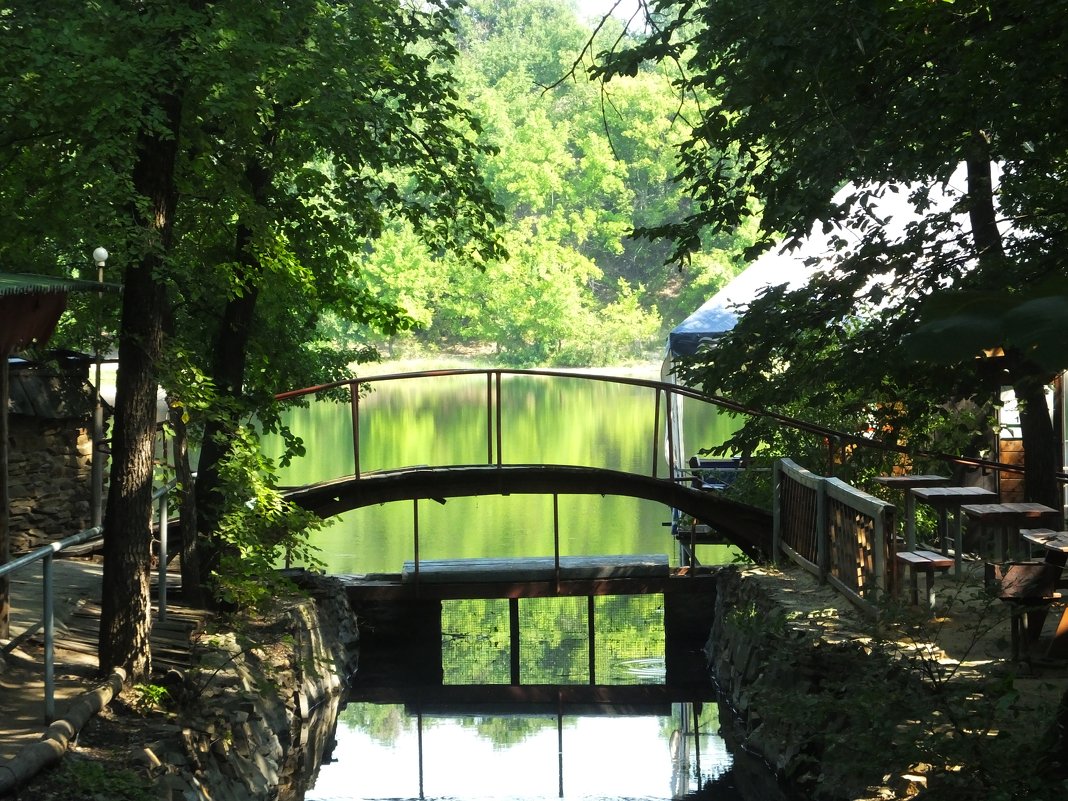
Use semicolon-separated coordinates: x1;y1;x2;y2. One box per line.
0;0;507;678
343;0;753;365
595;0;1068;501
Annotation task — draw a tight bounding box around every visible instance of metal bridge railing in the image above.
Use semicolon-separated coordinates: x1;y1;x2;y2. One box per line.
275;367;1049;489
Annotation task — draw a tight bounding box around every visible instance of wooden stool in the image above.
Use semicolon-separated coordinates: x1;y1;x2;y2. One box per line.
896;550;954;610
985;561;1063;662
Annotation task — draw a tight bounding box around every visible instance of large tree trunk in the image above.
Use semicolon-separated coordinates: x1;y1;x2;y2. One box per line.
965;153;1060;509
98;93;182;681
193;280;260;582
1012;367;1060;508
194;154;271;586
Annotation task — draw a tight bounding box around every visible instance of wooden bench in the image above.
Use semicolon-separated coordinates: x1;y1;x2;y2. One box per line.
895;550;954;610
985;561;1064;662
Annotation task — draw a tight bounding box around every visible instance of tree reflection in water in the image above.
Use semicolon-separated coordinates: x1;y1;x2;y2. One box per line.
302;595;785;801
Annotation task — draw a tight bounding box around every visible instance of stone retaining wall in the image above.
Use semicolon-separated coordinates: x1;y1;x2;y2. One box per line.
143;575;359;801
705;566;916;801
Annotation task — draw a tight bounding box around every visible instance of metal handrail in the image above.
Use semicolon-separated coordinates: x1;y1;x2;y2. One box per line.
0;476;176;723
0;526;103;722
152;478;179;622
274;367;1062;483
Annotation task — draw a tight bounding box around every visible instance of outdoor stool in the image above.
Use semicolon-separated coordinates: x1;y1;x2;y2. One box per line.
895;550;954;610
985;561;1064;663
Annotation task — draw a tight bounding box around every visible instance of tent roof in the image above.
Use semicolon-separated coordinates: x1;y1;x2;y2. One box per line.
0;273;111;297
667;169;973;359
668;250;812;357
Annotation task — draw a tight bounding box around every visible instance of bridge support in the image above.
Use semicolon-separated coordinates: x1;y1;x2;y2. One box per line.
349;598;444;686
664;592;717;686
347;591;718;690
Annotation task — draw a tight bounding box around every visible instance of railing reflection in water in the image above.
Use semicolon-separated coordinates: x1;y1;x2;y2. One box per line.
305;594;739;801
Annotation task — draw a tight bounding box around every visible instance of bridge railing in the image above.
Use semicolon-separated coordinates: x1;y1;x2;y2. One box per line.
275;368;726;484
774;458;895;615
275;368;1041;489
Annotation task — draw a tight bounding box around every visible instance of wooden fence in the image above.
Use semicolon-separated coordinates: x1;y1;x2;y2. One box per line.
773;458;896;616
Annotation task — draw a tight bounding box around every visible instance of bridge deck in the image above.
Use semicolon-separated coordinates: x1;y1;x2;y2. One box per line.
286;464;773;561
400;554;670;583
340;561;716;601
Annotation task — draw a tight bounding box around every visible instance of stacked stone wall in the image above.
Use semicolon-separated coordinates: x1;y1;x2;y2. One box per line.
143;575;359;801
7;418;100;552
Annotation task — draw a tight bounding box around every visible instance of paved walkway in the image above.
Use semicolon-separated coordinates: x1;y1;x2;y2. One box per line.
0;557;104;763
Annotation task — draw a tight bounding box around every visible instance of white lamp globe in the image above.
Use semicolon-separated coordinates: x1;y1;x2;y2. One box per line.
92;247;109;265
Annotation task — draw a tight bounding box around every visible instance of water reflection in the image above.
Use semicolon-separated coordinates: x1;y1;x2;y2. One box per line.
304;595;765;801
309;696;730;801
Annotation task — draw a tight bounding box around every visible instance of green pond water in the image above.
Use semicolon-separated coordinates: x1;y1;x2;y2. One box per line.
260;368;778;801
265;369;740;575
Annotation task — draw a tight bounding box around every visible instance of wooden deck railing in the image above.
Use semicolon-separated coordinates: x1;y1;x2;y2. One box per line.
774;458;895;615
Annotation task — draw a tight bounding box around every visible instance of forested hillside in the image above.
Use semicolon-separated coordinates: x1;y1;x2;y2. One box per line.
326;0;752;365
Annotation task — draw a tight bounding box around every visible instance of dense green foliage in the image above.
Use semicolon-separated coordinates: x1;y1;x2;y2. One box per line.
335;0;752;365
0;0;510;672
595;0;1067;504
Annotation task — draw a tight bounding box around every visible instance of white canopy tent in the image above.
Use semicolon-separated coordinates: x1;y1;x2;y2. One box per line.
661;168;974;473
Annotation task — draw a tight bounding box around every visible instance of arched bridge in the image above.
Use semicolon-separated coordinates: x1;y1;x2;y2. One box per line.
277;369;775;561
285;463;772;561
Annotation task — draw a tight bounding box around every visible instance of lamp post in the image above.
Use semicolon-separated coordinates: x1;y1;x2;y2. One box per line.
90;247;108;529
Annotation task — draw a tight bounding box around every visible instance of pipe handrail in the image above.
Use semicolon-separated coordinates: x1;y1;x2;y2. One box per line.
0;476;180;723
152;476;181;622
0;525;103;723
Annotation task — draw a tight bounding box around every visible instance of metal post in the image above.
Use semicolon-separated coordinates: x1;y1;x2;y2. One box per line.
495;371;503;467
651;388;661;479
43;550;55;723
350;382;361;478
91;248;107;529
553;494;560;589
485;372;493;465
665;389;677;482
158;488;169;621
413;499;420;588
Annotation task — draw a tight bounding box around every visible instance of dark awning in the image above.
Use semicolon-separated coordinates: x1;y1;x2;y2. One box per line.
0;272;121;355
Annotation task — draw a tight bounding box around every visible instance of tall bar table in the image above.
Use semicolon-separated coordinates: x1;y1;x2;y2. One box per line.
873;475;951;549
961;502;1062;562
911;486;998;576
